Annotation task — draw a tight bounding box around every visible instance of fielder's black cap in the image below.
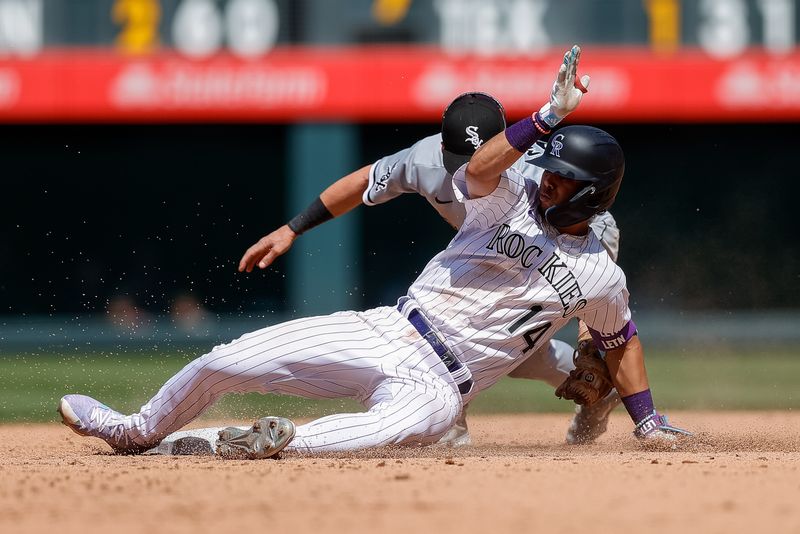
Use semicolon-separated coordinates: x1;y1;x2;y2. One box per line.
441;92;506;175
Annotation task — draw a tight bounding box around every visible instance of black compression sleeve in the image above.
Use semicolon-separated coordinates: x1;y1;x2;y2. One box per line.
287;197;334;235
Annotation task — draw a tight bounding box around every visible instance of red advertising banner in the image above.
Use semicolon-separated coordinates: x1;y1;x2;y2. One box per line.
1;46;799;122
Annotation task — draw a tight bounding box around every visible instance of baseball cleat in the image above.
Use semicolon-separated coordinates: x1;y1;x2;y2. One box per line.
216;416;296;460
565;389;622;445
437;405;472;447
58;394;146;454
436;421;472;447
633;411;692;450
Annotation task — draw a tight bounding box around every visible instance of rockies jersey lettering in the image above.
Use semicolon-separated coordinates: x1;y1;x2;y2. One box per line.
485;224;586;317
405;166;632;395
486;223;543;267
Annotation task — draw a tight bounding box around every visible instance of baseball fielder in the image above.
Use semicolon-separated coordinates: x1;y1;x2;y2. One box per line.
58;46;690;457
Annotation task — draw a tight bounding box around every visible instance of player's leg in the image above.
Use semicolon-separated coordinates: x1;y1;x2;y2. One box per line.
286;370;461;452
60;309;396;451
563;319;622;444
507;338;575;386
129;311;393;448
439;339;572;447
153;337;463;455
153;370;462;455
60;306;462;453
558;211;622;442
439;335;619;447
212;348;462;455
505;332;623;444
437;338;573;447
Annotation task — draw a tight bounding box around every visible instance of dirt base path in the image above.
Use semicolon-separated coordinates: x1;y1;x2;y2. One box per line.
2;411;799;534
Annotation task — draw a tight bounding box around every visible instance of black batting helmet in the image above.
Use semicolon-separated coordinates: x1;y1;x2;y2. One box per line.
529;125;625;227
441;92;506;176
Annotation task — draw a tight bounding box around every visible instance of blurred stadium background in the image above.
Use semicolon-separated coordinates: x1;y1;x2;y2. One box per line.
1;0;798;422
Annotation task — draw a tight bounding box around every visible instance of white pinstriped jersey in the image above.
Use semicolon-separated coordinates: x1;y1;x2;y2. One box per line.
406;165;633;395
363;133;620;261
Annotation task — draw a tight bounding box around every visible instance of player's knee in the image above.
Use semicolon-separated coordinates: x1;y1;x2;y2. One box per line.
396;388;461;444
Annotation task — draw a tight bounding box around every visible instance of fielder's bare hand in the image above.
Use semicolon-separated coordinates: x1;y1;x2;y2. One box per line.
238;225;298;272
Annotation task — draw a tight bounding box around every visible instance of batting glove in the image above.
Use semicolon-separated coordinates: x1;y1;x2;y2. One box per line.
539;45;591;128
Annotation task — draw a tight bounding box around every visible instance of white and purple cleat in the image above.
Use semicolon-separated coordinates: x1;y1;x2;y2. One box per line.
58;394;146;454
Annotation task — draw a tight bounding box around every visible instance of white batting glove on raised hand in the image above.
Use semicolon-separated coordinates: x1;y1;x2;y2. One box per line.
539;45;591;128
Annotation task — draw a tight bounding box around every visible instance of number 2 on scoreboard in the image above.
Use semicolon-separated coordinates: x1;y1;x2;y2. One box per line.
113;0;161;54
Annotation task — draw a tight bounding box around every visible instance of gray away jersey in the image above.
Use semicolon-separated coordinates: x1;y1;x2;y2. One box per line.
363;133;620;261
405;167;636;395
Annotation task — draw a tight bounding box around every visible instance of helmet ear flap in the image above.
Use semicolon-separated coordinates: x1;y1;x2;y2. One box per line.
544;184;599;227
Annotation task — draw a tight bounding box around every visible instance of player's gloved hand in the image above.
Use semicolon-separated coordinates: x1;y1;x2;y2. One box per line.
555;339;613;406
238;224;298;272
633;411;693;443
539;45;591;128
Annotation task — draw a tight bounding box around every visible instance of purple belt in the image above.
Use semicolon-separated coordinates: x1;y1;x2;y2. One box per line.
397;299;473;396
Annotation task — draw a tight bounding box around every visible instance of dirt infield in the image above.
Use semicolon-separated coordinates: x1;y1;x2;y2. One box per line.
2;411;799;534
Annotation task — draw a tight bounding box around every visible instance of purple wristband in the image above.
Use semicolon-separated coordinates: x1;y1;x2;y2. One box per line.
505;113;550;153
622;389;655;425
589;320;638;351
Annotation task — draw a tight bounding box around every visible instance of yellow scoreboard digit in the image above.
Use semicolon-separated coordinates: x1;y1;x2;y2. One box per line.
113;0;161;54
644;0;681;54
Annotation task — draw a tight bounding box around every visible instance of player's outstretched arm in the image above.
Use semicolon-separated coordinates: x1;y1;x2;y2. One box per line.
238;165;370;272
466;45;590;198
606;337;692;443
604;335;649;396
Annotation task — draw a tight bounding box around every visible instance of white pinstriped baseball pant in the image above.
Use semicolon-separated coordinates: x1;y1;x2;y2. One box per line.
121;306;462;452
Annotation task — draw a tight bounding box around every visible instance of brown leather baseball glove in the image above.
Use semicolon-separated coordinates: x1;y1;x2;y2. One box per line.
555;340;614;406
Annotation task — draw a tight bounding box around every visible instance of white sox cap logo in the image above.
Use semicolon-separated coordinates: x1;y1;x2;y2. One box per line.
465;125;483;149
550;134;565;158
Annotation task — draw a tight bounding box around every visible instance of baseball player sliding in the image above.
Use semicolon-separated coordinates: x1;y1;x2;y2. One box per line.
58;46;690;458
151;81;622;455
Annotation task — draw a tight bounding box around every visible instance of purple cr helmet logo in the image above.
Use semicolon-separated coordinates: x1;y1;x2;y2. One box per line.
550;134;565;158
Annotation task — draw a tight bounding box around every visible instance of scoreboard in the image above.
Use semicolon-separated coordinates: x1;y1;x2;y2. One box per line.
1;0;799;121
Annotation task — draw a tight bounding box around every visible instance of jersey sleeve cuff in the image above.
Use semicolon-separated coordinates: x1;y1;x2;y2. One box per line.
588;320;638;351
362;163;380;206
451;163;471;201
